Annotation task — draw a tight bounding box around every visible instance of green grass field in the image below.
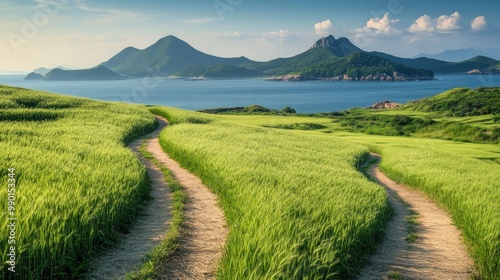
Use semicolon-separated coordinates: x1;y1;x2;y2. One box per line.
1;84;498;279
0;86;156;278
151;107;392;279
152;103;499;279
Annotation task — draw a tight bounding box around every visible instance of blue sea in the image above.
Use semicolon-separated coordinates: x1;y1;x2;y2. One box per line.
1;75;499;113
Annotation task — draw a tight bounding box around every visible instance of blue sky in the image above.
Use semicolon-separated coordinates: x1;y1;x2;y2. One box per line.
1;0;499;72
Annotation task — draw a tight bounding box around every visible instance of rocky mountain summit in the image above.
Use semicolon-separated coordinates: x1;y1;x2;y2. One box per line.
309;35;362;57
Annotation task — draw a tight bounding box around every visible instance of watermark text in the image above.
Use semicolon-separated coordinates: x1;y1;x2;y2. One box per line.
6;168;17;273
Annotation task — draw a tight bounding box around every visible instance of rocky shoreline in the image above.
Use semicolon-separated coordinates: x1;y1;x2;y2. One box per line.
267;72;435;82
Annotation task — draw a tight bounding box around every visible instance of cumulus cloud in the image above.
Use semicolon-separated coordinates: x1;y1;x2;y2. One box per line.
315;19;333;36
471;16;487;31
409;12;463;33
436;12;462;31
408;15;434;33
358;13;402;35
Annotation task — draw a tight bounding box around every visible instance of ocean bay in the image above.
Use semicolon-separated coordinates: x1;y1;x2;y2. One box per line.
1;74;499;113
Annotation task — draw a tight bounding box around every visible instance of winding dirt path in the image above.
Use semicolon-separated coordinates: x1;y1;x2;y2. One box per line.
86;119;172;279
151;116;228;280
87;116;227;279
358;154;474;280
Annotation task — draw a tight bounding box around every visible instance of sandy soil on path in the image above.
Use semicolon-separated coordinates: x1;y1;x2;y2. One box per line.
151;116;228;280
86;119;172;279
358;153;474;280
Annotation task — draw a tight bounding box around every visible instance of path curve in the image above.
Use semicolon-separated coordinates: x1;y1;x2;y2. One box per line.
87;116;227;279
152;116;228;279
359;153;474;280
87;118;172;279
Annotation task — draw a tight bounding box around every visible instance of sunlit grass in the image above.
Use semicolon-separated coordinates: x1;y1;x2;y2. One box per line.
151;107;391;279
213;112;499;279
0;86;156;278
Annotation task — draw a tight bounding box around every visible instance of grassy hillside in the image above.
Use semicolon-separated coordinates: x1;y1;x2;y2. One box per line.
0;86;156;278
201;109;499;279
200;87;500;144
151;107;391;279
405;87;500;116
200;86;500;278
335;133;500;279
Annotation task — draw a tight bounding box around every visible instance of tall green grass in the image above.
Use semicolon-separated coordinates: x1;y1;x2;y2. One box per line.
151;107;391;279
280;127;499;279
0;86;156;278
178;109;499;279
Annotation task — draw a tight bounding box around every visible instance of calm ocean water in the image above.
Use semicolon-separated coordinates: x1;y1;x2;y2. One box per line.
1;75;499;113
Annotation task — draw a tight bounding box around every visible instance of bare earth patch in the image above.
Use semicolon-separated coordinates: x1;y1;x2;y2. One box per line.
359;153;474;280
86;120;172;279
152;117;228;279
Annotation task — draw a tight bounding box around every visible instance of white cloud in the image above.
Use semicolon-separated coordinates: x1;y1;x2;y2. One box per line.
471;16;487;31
357;13;402;36
408;15;434;33
436;12;462;31
409;12;462;33
181;18;216;25
314;19;333;36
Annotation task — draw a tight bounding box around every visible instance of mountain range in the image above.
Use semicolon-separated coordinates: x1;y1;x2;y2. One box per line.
100;35;434;81
33;66;71;76
28;35;500;81
413;48;500;62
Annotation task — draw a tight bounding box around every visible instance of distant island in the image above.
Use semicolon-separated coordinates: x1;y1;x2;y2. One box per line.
43;66;126;81
27;34;500;82
24;72;44;80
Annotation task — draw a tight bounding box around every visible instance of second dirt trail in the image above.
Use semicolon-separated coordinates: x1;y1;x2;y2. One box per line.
359;153;474;280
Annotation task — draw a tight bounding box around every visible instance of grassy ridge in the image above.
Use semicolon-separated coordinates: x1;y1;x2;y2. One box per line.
151;107;391;279
0;86;156;278
405;87;500;117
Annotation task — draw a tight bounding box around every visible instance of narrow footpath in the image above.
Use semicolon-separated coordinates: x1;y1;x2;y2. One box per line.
87;118;172;279
358;153;474;280
87;116;227;279
151;116;228;279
